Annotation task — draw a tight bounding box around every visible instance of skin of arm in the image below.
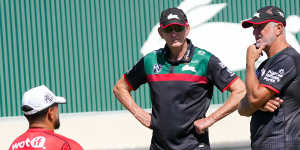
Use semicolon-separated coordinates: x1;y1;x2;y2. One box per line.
246;44;276;108
238;95;256;117
259;97;283;112
238;95;283;116
113;76;151;128
194;78;246;134
238;44;284;116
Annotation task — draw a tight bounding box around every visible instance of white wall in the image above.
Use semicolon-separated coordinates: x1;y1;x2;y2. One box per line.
1;105;251;150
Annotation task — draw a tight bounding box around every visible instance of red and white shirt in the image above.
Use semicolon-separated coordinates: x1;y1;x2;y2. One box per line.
9;128;83;150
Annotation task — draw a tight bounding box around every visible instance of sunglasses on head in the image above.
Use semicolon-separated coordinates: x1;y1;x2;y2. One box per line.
162;25;185;33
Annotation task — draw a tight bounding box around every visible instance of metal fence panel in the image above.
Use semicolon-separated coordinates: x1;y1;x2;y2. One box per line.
0;0;299;117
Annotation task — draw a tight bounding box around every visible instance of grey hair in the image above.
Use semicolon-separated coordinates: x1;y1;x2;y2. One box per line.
269;22;286;34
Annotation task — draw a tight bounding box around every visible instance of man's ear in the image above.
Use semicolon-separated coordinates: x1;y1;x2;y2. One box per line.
185;24;190;36
158;27;163;38
276;24;284;36
47;106;56;121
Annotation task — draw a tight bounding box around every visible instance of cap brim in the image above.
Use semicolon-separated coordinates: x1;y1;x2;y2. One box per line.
242;18;285;28
55;96;66;104
161;20;187;29
242;17;266;28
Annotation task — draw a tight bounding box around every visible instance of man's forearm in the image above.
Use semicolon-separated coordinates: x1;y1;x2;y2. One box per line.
194;82;246;134
238;96;258;116
246;61;267;108
208;79;246;122
245;44;275;108
113;78;151;128
115;90;151;128
246;62;260;98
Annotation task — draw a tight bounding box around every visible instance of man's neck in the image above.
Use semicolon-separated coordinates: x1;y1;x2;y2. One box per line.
168;41;188;62
29;122;54;130
266;38;289;58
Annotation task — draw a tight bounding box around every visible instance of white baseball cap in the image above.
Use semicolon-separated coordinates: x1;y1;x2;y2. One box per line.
22;85;66;115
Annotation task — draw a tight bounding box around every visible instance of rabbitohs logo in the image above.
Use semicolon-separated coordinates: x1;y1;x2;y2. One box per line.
141;0;300;71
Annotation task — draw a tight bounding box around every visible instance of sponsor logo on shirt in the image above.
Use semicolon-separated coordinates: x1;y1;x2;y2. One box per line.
263;69;284;83
197;50;206;55
12;136;46;150
153;64;162;73
219;62;235;76
226;68;235;77
184;49;191;61
279;69;285;75
218;62;226;69
182;64;196;72
256;68;266;77
261;68;266;77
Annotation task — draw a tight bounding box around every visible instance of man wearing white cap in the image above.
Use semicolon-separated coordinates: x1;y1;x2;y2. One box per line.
9;85;83;150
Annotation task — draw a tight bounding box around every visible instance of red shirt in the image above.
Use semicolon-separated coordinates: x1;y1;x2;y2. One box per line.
9;128;83;150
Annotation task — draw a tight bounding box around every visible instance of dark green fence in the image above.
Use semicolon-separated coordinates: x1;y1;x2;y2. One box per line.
0;0;299;117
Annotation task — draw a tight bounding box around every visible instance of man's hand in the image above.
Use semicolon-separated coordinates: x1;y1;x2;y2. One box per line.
260;97;284;112
246;44;266;64
113;76;152;129
133;108;152;128
193;117;215;134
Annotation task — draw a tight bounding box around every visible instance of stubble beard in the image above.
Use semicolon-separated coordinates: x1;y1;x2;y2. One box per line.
54;117;60;129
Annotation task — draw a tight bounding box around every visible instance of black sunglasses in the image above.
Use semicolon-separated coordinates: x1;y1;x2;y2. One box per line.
162;25;185;33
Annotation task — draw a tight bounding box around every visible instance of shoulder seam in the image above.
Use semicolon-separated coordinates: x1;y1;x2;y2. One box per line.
43;131;72;149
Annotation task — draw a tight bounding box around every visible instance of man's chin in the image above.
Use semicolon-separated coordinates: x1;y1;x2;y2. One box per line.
169;42;183;48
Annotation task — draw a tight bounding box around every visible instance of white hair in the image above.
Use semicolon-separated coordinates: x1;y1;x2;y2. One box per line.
269;22;286;34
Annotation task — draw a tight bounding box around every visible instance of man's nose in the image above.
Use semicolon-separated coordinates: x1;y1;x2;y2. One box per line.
171;30;177;36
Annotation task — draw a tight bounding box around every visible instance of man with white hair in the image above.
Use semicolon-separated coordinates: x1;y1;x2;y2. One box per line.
239;6;300;150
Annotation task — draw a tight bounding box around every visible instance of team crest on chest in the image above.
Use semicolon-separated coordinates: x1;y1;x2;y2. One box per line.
182;64;196;72
197;50;206;55
153;64;162;73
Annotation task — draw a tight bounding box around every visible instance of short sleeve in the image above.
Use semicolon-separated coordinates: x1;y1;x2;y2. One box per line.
259;55;296;94
124;58;147;90
63;136;84;150
207;55;238;92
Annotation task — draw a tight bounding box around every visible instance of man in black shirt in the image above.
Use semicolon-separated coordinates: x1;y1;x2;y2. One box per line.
113;7;246;150
239;6;300;150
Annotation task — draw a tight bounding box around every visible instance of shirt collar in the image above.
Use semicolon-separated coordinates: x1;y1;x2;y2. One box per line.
28;128;54;133
164;38;194;65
